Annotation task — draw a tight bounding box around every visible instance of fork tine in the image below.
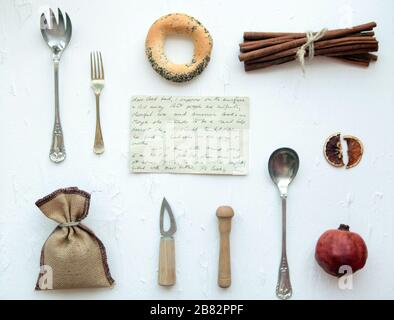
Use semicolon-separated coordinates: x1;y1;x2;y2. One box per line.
94;52;98;79
99;52;104;79
93;52;97;79
94;52;99;79
49;8;57;28
57;8;65;32
40;13;48;30
96;51;101;79
65;12;72;43
95;52;98;79
90;52;94;80
97;52;101;79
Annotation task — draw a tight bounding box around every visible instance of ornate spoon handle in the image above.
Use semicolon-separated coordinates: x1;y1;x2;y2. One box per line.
276;255;292;299
49;60;66;163
276;197;292;299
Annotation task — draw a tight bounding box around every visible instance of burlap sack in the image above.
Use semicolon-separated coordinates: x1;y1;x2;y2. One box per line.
35;187;115;290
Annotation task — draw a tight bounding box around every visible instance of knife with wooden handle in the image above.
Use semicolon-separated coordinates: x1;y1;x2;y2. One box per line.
158;198;177;286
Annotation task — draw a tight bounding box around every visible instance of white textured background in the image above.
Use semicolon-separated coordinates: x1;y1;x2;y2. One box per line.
0;0;393;300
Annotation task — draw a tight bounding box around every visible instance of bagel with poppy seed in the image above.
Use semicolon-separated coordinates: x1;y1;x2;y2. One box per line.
145;13;213;82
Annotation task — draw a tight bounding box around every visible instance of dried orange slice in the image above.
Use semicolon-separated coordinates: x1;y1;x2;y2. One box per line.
344;135;364;169
324;133;345;167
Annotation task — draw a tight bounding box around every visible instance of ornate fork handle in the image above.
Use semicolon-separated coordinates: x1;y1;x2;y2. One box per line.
49;59;66;163
94;93;104;154
276;256;292;299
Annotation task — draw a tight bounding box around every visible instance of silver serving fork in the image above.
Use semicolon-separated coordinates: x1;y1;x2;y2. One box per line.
40;8;72;163
90;51;105;154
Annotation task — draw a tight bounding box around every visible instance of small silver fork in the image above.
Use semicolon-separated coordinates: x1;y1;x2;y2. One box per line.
90;51;105;154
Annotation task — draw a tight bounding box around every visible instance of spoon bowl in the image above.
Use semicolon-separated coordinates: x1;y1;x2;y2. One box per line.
268;148;299;198
40;9;72;60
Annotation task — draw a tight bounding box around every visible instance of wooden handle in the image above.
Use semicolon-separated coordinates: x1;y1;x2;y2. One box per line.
216;206;234;288
159;237;176;286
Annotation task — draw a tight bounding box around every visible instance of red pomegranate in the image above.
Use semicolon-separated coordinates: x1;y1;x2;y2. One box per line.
315;224;368;277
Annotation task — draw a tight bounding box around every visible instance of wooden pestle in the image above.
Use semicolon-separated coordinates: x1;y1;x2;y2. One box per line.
216;206;234;288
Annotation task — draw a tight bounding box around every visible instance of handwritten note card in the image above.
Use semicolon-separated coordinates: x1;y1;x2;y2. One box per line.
130;96;249;175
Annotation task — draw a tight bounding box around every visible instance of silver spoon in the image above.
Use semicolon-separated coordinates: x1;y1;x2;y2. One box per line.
268;148;299;300
40;9;72;163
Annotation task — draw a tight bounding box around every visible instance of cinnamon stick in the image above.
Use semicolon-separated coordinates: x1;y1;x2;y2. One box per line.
245;44;378;70
340;57;369;64
337;54;371;63
239;37;308;61
240;33;375;50
315;37;377;49
239;22;377;62
241;22;378;71
242;30;374;42
244;48;301;64
366;53;378;61
244;31;305;40
244;56;297;71
243;22;376;41
356;31;375;37
245;54;372;72
315;43;378;56
332;57;370;67
245;38;377;64
245;47;378;71
240;37;295;53
339;53;378;62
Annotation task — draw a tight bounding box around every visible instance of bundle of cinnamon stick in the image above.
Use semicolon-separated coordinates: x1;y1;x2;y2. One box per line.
239;22;378;72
